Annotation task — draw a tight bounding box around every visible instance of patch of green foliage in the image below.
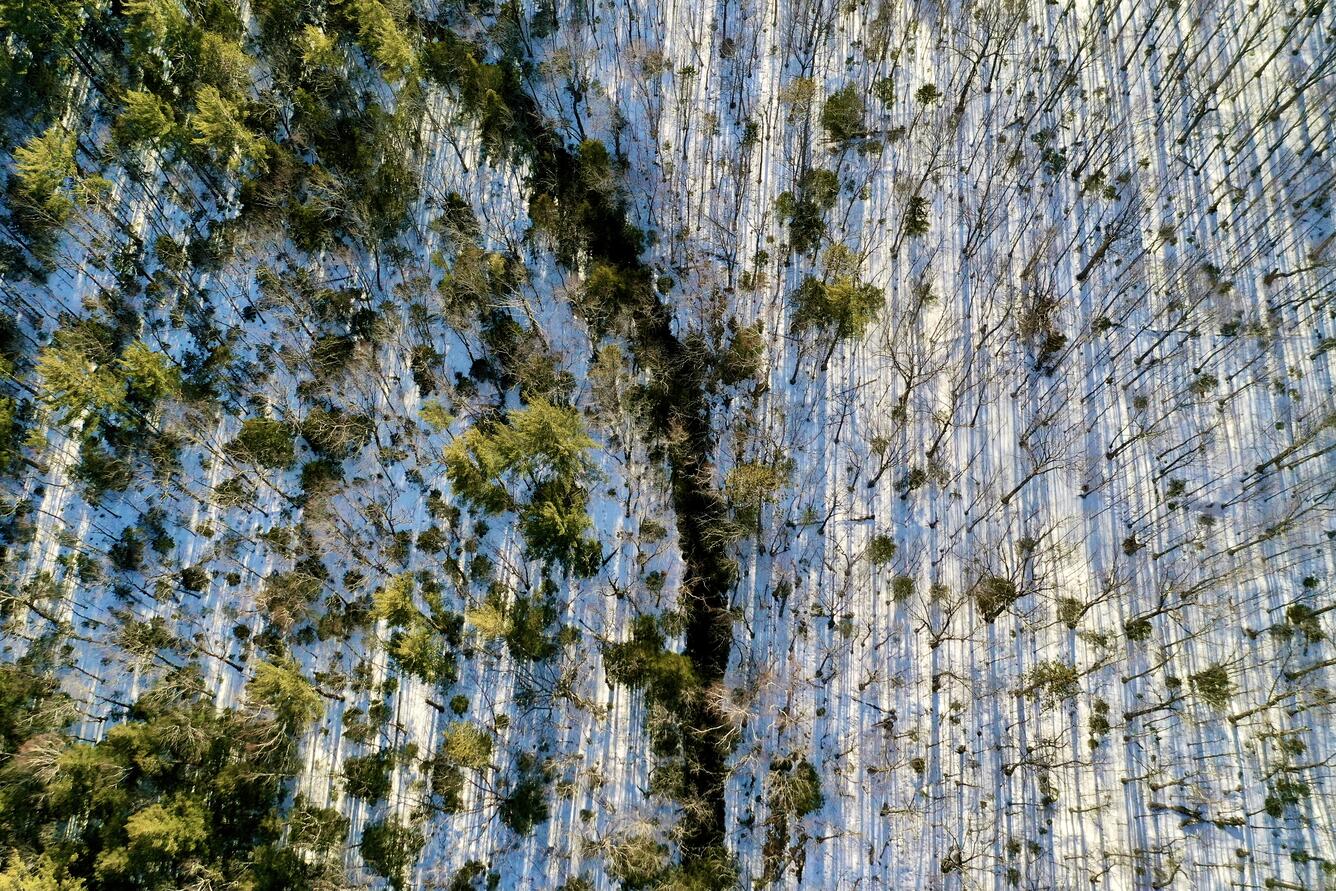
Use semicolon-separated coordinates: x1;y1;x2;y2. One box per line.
371;573;462;685
445;401;601;576
0;652;336;891
821;83;865;142
226;418;296;469
498;754;549;836
868;534;897;565
776;167;839;255
438;722;493;771
790;244;884;340
603;615;700;712
359;818;424;891
342;749;395;802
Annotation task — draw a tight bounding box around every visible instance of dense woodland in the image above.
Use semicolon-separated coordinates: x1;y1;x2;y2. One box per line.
0;0;1333;888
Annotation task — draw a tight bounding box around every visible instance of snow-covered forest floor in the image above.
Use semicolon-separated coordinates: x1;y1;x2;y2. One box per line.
1;0;1333;888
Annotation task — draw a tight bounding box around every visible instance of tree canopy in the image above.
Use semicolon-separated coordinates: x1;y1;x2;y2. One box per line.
445;401;601;575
